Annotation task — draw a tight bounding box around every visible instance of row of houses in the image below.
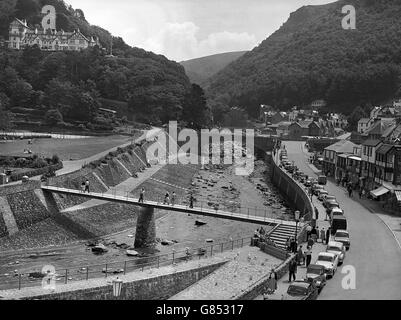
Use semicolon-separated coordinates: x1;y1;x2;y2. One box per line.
322;118;401;211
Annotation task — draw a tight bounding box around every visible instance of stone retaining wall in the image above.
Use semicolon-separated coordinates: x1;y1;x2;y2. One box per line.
22;262;226;300
269;152;314;220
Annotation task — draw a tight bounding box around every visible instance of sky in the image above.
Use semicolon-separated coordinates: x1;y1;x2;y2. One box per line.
66;0;337;62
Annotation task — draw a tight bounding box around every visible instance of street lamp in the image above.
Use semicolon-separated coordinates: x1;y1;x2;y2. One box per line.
294;210;300;245
112;277;123;300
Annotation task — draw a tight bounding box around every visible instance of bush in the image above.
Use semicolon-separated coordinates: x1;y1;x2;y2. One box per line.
51;154;60;165
30;158;48;169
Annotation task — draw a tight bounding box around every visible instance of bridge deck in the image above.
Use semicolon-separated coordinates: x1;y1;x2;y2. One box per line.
41;185;299;227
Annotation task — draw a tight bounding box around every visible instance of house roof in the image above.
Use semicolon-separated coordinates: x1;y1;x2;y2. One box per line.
358;118;370;123
277;121;292;130
376;144;395;155
325;140;357;153
364;119;395;136
362;139;382;147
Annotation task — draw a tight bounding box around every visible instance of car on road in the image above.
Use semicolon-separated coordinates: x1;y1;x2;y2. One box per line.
326;241;346;265
330;207;344;220
281;280;319;300
326;200;340;214
323;195;336;208
334;230;351;250
305;264;327;293
315;252;339;278
318;175;327;185
304;180;312;187
315;188;327;199
312;184;325;195
317;190;329;201
331;216;348;236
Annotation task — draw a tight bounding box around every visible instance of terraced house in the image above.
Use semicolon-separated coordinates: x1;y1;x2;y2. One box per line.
8;18;100;51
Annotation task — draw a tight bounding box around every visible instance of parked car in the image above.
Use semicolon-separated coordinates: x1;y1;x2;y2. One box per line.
304;180;312;187
334;230;350;250
312;185;325;195
323;195;336;208
326;241;346;265
318;175;327;185
331;217;348;237
325;200;340;214
305;264;327;293
315;252;339;278
330;207;344;220
318;190;329;201
281;280;319;300
315;188;327;198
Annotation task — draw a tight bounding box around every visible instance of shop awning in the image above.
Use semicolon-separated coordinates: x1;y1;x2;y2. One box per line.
370;186;390;198
395;190;401;202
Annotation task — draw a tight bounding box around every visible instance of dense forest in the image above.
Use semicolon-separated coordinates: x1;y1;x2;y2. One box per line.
0;0;210;131
206;0;401;118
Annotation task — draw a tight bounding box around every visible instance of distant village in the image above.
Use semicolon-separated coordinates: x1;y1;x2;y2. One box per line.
256;99;401;212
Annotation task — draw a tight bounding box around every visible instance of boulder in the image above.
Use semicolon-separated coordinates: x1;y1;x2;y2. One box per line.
195;220;207;226
126;249;139;257
92;244;108;254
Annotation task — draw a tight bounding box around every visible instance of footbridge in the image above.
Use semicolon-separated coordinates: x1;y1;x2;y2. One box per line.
41;185;300;248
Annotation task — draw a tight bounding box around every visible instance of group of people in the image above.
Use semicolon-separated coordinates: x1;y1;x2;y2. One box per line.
138;187;196;208
285;237;298;253
80;179;90;193
306;224;330;245
163;191;176;205
254;227;277;247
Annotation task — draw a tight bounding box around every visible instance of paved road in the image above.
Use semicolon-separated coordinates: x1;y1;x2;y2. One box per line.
284;141;401;300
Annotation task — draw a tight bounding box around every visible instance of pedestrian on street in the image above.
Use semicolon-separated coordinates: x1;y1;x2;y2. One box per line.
139;188;145;203
359;188;363;199
314;207;319;221
315;226;320;242
171;192;176;206
320;228;326;244
291;238;298;253
348;185;353;198
286;237;291;252
81;181;85;193
326;227;331;244
85;179;90;193
297;245;304;266
362;188;366;198
307;237;314;249
305;246;312;267
288;259;297;283
306;224;312;241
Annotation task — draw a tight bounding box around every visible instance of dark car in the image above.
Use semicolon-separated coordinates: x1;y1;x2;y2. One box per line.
282;280;319;300
306;264;327;293
326;200;340;215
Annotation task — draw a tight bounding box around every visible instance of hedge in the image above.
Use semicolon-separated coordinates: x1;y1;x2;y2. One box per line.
9;162;63;182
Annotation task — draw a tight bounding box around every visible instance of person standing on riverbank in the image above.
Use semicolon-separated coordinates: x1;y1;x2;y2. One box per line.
139;188;145;203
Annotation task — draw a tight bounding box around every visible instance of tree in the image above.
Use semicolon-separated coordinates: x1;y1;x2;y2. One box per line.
182;84;209;129
44;109;63;126
0;101;14;131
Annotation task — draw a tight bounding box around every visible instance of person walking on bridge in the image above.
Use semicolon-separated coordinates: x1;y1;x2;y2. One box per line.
164;191;170;205
171;192;176;206
139;188;145;203
189;194;194;208
84;179;90;193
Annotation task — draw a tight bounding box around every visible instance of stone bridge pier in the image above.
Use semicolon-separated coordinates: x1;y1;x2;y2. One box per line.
134;206;157;248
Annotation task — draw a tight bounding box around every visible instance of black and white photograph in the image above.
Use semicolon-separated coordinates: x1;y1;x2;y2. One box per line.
0;0;400;309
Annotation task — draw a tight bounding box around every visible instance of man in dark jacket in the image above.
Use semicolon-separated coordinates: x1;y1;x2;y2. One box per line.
288;259;297;283
326;227;331;244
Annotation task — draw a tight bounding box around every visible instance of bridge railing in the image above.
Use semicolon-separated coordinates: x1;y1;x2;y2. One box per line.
0;237;253;292
44;178;295;225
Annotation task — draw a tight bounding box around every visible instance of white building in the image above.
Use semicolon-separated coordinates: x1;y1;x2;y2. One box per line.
8;18;100;51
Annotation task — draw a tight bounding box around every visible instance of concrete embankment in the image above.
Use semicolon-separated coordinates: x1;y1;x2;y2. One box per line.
268;152;313;220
